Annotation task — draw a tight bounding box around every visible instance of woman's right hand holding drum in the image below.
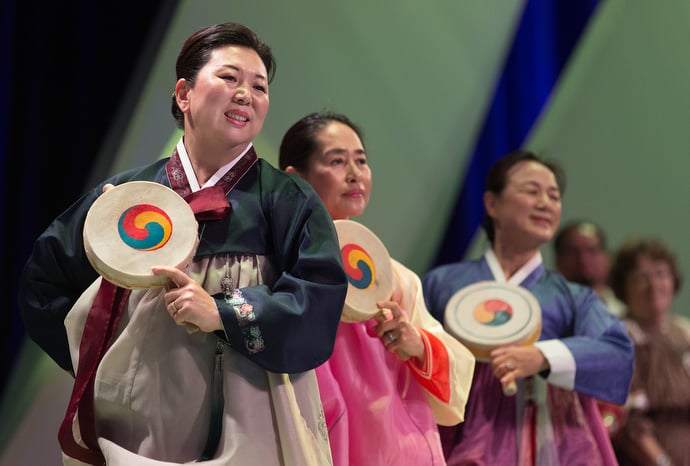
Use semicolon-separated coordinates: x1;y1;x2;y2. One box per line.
374;301;425;364
490;345;550;393
152;266;223;333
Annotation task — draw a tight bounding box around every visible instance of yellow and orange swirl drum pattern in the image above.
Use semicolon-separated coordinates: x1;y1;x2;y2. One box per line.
117;204;173;251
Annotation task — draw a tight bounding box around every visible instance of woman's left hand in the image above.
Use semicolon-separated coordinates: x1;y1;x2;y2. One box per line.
374;300;425;363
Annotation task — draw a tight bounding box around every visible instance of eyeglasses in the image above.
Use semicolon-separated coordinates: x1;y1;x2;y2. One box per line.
627;266;673;288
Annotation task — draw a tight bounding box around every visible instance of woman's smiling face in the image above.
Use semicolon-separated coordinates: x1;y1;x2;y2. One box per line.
179;45;269;152
485;160;562;249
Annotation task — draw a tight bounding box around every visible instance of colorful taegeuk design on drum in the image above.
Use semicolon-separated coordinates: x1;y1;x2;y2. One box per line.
117;204;173;251
341;243;376;290
473;299;513;327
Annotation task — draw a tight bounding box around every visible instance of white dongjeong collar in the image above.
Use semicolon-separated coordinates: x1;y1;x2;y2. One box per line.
176;138;253;193
484;248;542;285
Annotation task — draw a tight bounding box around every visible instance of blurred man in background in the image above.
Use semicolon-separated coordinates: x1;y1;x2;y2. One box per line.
554;221;625;317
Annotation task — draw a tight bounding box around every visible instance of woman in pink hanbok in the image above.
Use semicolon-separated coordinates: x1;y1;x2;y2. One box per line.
279;111;475;466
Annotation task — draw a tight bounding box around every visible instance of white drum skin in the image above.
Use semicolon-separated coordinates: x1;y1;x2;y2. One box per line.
333;220;393;322
83;181;199;289
444;281;542;362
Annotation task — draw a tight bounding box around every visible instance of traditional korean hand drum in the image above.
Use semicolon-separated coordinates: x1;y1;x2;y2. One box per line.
444;281;542;395
83;181;199;289
333;219;394;322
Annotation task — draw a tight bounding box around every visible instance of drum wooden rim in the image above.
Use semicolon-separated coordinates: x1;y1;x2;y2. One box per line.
83;181;199;289
334;219;393;322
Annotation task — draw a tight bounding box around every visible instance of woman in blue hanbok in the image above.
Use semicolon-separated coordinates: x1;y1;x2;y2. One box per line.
422;150;634;466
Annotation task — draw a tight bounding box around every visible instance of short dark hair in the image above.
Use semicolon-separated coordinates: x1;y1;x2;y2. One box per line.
610;238;683;303
554;220;607;255
278;112;364;172
171;22;276;129
482;149;566;243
